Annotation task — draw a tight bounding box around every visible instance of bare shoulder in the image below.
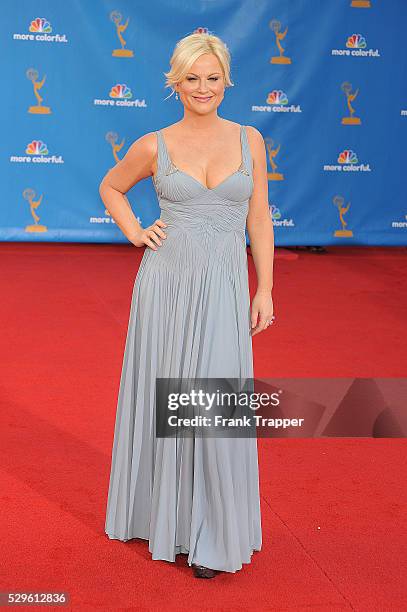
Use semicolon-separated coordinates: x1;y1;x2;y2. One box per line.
126;130;158;156
244;125;265;147
105;131;159;170
121;130;159;172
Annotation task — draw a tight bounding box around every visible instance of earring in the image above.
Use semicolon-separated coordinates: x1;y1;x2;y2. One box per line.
175;92;179;100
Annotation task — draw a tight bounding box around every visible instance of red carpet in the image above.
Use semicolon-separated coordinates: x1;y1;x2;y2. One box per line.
0;243;406;610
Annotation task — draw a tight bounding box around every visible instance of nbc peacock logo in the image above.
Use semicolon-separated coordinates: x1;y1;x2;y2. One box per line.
267;90;288;105
253;89;301;114
338;150;358;164
9;140;64;164
323;149;371;172
331;33;379;57
13;17;68;43
94;83;147;108
29;17;52;33
26;140;48;155
110;84;132;99
346;34;367;49
270;205;281;221
268;203;294;228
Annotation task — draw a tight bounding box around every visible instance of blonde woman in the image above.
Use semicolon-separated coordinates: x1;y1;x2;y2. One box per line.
100;32;275;579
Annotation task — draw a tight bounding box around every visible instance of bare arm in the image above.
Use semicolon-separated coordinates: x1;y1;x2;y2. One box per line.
98;132;166;248
246;126;274;294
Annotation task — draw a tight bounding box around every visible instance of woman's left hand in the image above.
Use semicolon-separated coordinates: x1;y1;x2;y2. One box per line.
250;291;275;336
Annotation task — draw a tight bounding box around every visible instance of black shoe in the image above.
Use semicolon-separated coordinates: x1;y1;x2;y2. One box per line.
192;564;217;579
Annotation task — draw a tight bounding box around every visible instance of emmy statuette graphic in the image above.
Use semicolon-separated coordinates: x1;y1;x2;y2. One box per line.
27;68;51;114
341;82;361;125
111;11;134;57
333;195;353;237
269;19;291;64
23;188;48;233
265;137;284;181
106;131;125;164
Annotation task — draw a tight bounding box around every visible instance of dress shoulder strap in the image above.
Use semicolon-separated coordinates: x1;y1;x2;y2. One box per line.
155;130;173;176
241;125;253;175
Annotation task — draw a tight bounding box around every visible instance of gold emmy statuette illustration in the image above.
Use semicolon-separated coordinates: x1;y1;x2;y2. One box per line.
111;11;134;57
265;137;284;181
341;82;361;125
351;0;371;7
269;19;291;64
23;188;48;232
27;68;51;114
333;195;353;237
106;131;125;164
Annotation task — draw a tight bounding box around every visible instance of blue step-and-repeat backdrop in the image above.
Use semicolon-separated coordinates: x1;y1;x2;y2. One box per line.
2;0;406;245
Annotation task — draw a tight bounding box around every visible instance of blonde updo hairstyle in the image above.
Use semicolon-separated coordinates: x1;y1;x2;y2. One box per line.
163;32;234;100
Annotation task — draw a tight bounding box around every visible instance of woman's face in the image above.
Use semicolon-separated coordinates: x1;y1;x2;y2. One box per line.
175;53;225;114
